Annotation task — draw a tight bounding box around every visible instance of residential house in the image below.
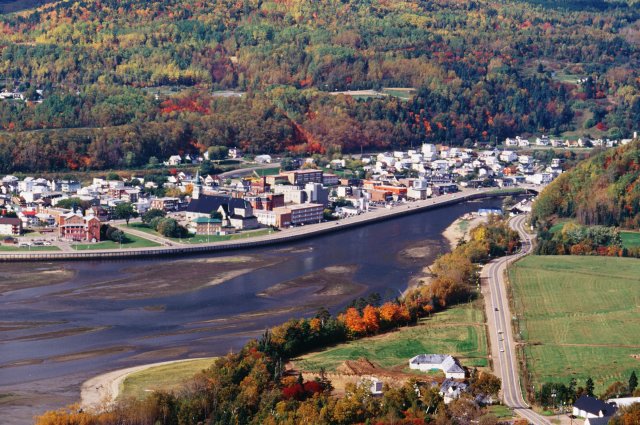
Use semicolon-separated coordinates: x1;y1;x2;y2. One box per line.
572;395;617;419
408;354;465;379
439;379;469;404
150;197;180;212
0;217;22;235
255;154;272;164
166;155;182;166
499;151;518;163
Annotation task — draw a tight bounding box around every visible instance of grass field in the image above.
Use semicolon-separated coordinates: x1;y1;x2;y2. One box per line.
252;167;280;177
129;223;274;244
509;255;640;393
72;232;160;250
620;231;640;248
120;358;216;401
0;245;60;251
295;301;489;373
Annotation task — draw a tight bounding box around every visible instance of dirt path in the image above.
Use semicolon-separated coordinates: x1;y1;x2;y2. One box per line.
80;358;208;412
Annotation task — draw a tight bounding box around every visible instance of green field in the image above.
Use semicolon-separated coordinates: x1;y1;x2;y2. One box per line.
129;223;274;244
295;301;488;373
119;358;216;401
72;232;160;250
509;255;640;393
252;167;280;177
0;245;60;251
620;231;640;248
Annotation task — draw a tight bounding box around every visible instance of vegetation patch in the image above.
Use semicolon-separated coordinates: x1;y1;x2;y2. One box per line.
295;301;488;372
509;255;640;394
72;232;160;250
120;358;217;401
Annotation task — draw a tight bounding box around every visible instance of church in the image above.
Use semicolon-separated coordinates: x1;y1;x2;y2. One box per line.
185;176;259;230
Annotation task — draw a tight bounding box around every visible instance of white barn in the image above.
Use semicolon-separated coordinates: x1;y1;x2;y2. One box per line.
408;354;465;379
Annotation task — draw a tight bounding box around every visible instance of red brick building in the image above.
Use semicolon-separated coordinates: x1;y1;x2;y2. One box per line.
59;212;101;242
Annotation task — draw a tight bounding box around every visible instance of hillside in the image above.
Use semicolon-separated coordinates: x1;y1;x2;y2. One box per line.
532;139;640;228
0;0;639;172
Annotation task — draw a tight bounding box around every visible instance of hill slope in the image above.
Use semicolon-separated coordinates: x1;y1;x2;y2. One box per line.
0;0;639;172
532;140;640;228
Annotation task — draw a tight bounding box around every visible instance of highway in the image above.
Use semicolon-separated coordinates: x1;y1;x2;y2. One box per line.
482;214;550;425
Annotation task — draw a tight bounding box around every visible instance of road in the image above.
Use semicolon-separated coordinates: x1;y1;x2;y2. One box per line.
482;214;550;425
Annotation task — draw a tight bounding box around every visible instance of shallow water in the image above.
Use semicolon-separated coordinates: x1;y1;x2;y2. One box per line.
0;198;503;423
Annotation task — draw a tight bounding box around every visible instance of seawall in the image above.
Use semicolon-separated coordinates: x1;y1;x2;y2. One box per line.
0;188;530;262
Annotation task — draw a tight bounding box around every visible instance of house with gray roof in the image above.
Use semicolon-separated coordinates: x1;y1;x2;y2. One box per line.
408;354;465;379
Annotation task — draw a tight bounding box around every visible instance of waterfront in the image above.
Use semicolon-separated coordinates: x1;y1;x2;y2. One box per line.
0;198;504;424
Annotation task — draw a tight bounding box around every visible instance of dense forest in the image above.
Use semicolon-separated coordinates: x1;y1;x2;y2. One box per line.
0;0;639;171
532;140;640;228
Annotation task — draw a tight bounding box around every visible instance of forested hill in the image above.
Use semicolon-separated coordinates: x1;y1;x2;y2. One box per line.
0;0;639;172
532;140;640;228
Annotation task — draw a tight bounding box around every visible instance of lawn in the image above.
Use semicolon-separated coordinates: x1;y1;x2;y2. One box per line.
509;255;640;393
119;358;216;401
0;245;60;251
129;223;274;244
253;167;280;177
295;301;489;373
620;231;640;248
72;232;160;250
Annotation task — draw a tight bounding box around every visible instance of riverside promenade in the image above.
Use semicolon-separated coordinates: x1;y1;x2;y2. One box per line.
0;187;535;262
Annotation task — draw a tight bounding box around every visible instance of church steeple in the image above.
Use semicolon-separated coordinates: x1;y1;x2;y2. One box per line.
192;170;201;199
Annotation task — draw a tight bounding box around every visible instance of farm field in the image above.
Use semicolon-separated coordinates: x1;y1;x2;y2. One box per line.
120;358;216;401
509;255;640;393
295;300;488;373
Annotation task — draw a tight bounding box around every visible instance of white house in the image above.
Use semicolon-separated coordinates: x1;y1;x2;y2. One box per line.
572;395;617;419
499;151;518;163
166;155;182;166
439;379;469;404
607;396;640;409
408;354;465;379
255;154;272;164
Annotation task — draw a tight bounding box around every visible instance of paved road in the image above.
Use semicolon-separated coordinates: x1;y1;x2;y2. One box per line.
483;214;550;425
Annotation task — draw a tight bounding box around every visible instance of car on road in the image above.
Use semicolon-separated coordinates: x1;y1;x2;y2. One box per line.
494;307;499;311
500;347;505;352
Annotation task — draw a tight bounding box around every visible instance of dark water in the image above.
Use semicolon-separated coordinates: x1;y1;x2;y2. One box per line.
0;198;503;423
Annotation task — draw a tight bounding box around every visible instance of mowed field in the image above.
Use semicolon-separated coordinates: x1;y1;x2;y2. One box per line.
120;358;216;401
295;300;489;373
509;255;640;393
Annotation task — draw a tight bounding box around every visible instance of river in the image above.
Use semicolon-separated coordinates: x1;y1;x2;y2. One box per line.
0;198;504;424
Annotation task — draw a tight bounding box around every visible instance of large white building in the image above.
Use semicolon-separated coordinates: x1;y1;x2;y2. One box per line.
408;354;465;379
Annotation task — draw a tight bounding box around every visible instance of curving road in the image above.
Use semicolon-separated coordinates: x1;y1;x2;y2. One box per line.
482;214;550;425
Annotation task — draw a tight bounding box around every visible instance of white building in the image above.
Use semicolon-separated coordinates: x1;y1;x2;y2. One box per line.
408;354;465;379
499;151;518;163
572;395;617;419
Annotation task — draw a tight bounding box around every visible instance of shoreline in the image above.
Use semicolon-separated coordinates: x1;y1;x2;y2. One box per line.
78;211;493;412
0;188;530;262
80;358;213;412
406;212;489;294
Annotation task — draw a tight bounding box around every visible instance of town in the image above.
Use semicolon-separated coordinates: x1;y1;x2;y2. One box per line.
0;136;586;249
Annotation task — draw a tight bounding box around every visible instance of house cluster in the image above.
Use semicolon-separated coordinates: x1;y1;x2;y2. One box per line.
506;133;636;149
0;88;44;103
366;142;561;191
0;175;147;241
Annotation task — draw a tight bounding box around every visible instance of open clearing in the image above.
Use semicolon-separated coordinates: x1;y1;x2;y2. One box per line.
295;300;488;373
119;358;216;401
72;232;160;250
509;255;640;393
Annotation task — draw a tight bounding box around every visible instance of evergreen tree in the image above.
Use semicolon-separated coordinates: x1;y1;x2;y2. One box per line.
586;377;595;397
629;371;638;394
